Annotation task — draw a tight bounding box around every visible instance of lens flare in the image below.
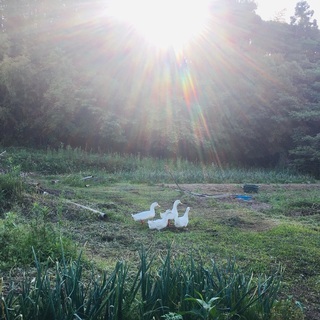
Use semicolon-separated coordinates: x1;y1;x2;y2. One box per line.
107;0;210;49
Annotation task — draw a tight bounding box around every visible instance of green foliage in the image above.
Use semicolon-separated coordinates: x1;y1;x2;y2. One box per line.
0;159;24;213
0;0;319;174
0;204;76;269
256;188;320;218
1;147;139;174
288;63;320;178
0;151;317;319
185;292;220;319
0;247;285;320
1;250;116;320
290;1;318;36
161;313;183;320
290;133;320;178
271;296;305;320
4;148;314;183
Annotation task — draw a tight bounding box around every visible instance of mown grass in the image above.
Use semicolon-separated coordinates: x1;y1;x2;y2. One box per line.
0;147;319;319
256;189;320;216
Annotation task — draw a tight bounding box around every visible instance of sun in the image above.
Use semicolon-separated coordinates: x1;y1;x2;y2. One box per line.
107;0;210;49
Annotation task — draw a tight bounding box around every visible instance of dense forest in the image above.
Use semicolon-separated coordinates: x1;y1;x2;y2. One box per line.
0;0;319;177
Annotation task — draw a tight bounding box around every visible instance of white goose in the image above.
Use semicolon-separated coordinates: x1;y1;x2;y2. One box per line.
174;207;191;228
147;215;170;231
161;200;182;225
131;202;159;224
160;209;172;219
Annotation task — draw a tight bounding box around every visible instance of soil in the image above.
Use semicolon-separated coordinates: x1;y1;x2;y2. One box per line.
164;183;320;193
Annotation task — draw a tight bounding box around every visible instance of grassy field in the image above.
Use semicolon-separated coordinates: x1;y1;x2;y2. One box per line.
0;148;319;319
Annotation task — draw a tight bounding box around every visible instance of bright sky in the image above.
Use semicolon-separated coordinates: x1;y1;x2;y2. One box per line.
106;0;320;50
107;0;211;49
255;0;320;22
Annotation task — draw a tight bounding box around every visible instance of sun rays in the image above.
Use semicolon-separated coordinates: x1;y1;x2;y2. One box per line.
107;0;210;49
48;0;280;165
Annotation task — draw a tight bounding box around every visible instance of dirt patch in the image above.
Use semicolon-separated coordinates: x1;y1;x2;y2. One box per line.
161;183;320;236
291;284;320;320
286;203;320;217
213;209;275;232
164;183;320;194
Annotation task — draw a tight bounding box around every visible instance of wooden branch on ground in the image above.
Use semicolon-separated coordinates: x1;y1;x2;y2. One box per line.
166;167;185;193
81;175;94;180
32;182;106;218
66;200;106;218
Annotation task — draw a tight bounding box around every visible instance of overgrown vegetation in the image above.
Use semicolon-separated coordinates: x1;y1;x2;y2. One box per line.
0;161;24;214
0;147;314;183
0;205;76;269
0;148;319;319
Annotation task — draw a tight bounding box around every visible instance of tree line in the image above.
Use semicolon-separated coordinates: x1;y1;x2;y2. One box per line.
0;0;319;177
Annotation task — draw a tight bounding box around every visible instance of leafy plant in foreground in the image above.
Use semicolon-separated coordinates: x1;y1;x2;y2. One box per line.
0;246;296;320
185;292;220;320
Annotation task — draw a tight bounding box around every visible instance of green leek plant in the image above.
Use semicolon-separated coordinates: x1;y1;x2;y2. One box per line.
2;248;116;320
1;246;290;320
185;292;220;320
200;259;283;319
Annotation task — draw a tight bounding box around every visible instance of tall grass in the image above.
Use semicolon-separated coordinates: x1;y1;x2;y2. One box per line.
0;246;291;320
1;147;138;174
0;204;76;269
0;161;24;213
1;147;315;183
